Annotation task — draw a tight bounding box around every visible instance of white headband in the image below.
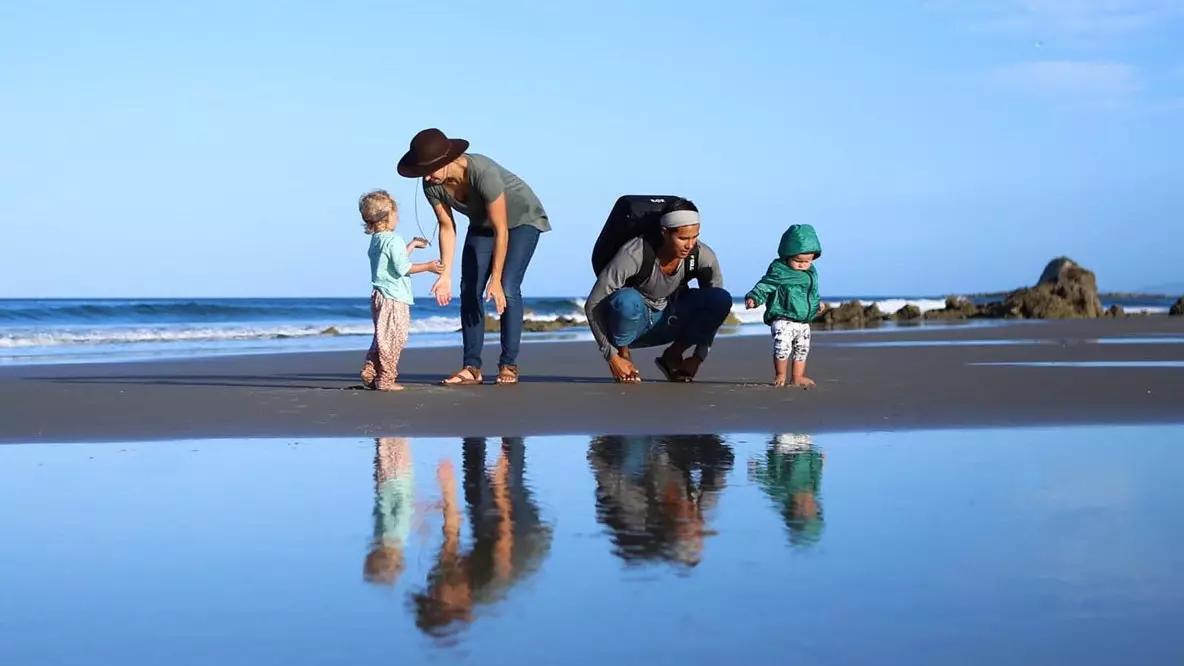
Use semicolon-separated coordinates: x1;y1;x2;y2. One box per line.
660;210;700;228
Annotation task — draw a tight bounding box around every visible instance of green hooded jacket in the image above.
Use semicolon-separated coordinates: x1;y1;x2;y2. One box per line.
745;224;822;325
749;441;825;547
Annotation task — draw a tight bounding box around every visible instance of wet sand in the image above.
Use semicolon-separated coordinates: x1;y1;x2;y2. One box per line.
1;317;1182;443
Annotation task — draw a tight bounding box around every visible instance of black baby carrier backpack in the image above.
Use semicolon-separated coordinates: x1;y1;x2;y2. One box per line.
590;195;706;289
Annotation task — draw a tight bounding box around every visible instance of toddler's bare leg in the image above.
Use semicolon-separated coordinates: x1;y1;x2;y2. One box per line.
789;360;814;387
773;358;788;387
788;323;815;388
771;321;791;386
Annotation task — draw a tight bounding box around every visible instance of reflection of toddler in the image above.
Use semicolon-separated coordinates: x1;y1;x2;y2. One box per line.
747;433;825;547
358;190;443;391
363;437;415;584
744;224;826;387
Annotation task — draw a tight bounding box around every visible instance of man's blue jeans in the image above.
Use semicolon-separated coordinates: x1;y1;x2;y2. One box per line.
460;225;541;369
604;286;733;360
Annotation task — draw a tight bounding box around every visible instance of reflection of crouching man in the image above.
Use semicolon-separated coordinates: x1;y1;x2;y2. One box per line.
584;198;732;383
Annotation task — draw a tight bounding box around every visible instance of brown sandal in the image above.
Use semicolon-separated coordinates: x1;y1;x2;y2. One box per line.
440;366;483;386
496;365;519;385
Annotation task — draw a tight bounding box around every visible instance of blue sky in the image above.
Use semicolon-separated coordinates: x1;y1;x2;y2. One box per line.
1;0;1182;298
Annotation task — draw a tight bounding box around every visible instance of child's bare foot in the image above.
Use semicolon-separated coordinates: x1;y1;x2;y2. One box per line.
773;375;788;387
789;376;815;388
376;383;406;392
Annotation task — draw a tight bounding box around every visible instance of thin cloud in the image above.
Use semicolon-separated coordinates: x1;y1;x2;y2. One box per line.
991;60;1144;107
934;0;1184;40
1152;98;1184;114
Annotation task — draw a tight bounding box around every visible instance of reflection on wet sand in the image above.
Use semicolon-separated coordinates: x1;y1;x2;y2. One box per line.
6;427;1183;663
587;435;735;567
402;437;554;638
747;433;825;547
364;436;414;584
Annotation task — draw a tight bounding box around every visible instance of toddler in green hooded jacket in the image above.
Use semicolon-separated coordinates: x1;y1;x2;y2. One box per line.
744;224;826;387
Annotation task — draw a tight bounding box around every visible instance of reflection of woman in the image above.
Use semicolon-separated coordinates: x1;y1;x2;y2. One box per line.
411;437;553;636
587;434;734;567
748;433;825;547
363;437;415;584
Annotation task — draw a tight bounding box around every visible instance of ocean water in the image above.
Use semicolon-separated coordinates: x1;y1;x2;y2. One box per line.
1;294;1173;365
1;425;1181;664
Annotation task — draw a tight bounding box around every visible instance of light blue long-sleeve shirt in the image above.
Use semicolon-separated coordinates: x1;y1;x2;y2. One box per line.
368;231;414;304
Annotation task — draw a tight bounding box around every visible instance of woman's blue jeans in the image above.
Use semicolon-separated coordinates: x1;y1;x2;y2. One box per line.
459;225;541;369
603;286;733;360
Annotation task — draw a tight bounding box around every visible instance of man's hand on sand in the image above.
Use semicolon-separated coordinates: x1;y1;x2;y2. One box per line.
608;355;640;383
431;275;452;307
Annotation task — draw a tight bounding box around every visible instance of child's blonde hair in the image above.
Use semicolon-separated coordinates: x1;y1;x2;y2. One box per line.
359;189;398;234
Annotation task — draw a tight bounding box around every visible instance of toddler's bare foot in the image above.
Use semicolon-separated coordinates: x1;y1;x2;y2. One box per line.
376;382;406;392
789;376;816;388
773;375;788;387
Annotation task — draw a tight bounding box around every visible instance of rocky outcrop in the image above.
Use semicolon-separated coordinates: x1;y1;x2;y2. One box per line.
997;257;1104;319
818;300;884;328
1170;297;1184;316
1106;304;1125;318
893;304;922;320
922;296;978;320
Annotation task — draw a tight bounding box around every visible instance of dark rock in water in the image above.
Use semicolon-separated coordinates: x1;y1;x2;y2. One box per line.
976;300;1015;319
820;300;864;325
923;296;978;320
994;257;1104;319
817;300;886;329
320;326;342;336
481;315;582;333
1170;297;1184;316
1106;304;1125;318
894;304;922;320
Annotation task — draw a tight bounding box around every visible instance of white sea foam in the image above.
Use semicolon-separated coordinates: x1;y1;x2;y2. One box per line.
2;296;1164;355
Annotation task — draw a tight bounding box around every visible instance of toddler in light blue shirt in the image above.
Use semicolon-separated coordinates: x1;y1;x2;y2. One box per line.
358;190;442;391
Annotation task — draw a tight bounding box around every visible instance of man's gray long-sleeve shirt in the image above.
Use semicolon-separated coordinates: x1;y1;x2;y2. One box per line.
584;237;725;360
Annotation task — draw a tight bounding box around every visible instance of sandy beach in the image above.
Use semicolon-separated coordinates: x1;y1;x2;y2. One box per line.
1;317;1180;444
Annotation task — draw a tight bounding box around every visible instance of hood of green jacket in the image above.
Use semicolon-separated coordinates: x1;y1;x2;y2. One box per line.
778;224;822;260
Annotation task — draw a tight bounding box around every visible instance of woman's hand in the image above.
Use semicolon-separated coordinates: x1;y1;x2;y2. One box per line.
608;355;639;383
485;279;507;315
431;274;452;307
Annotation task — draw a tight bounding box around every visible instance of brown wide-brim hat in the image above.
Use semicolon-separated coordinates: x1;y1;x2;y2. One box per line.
397;127;470;178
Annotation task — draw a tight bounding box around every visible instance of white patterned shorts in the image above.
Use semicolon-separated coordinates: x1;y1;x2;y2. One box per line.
771;320;811;362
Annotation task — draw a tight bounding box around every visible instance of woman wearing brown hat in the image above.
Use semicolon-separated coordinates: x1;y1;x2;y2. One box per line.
397;128;551;386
